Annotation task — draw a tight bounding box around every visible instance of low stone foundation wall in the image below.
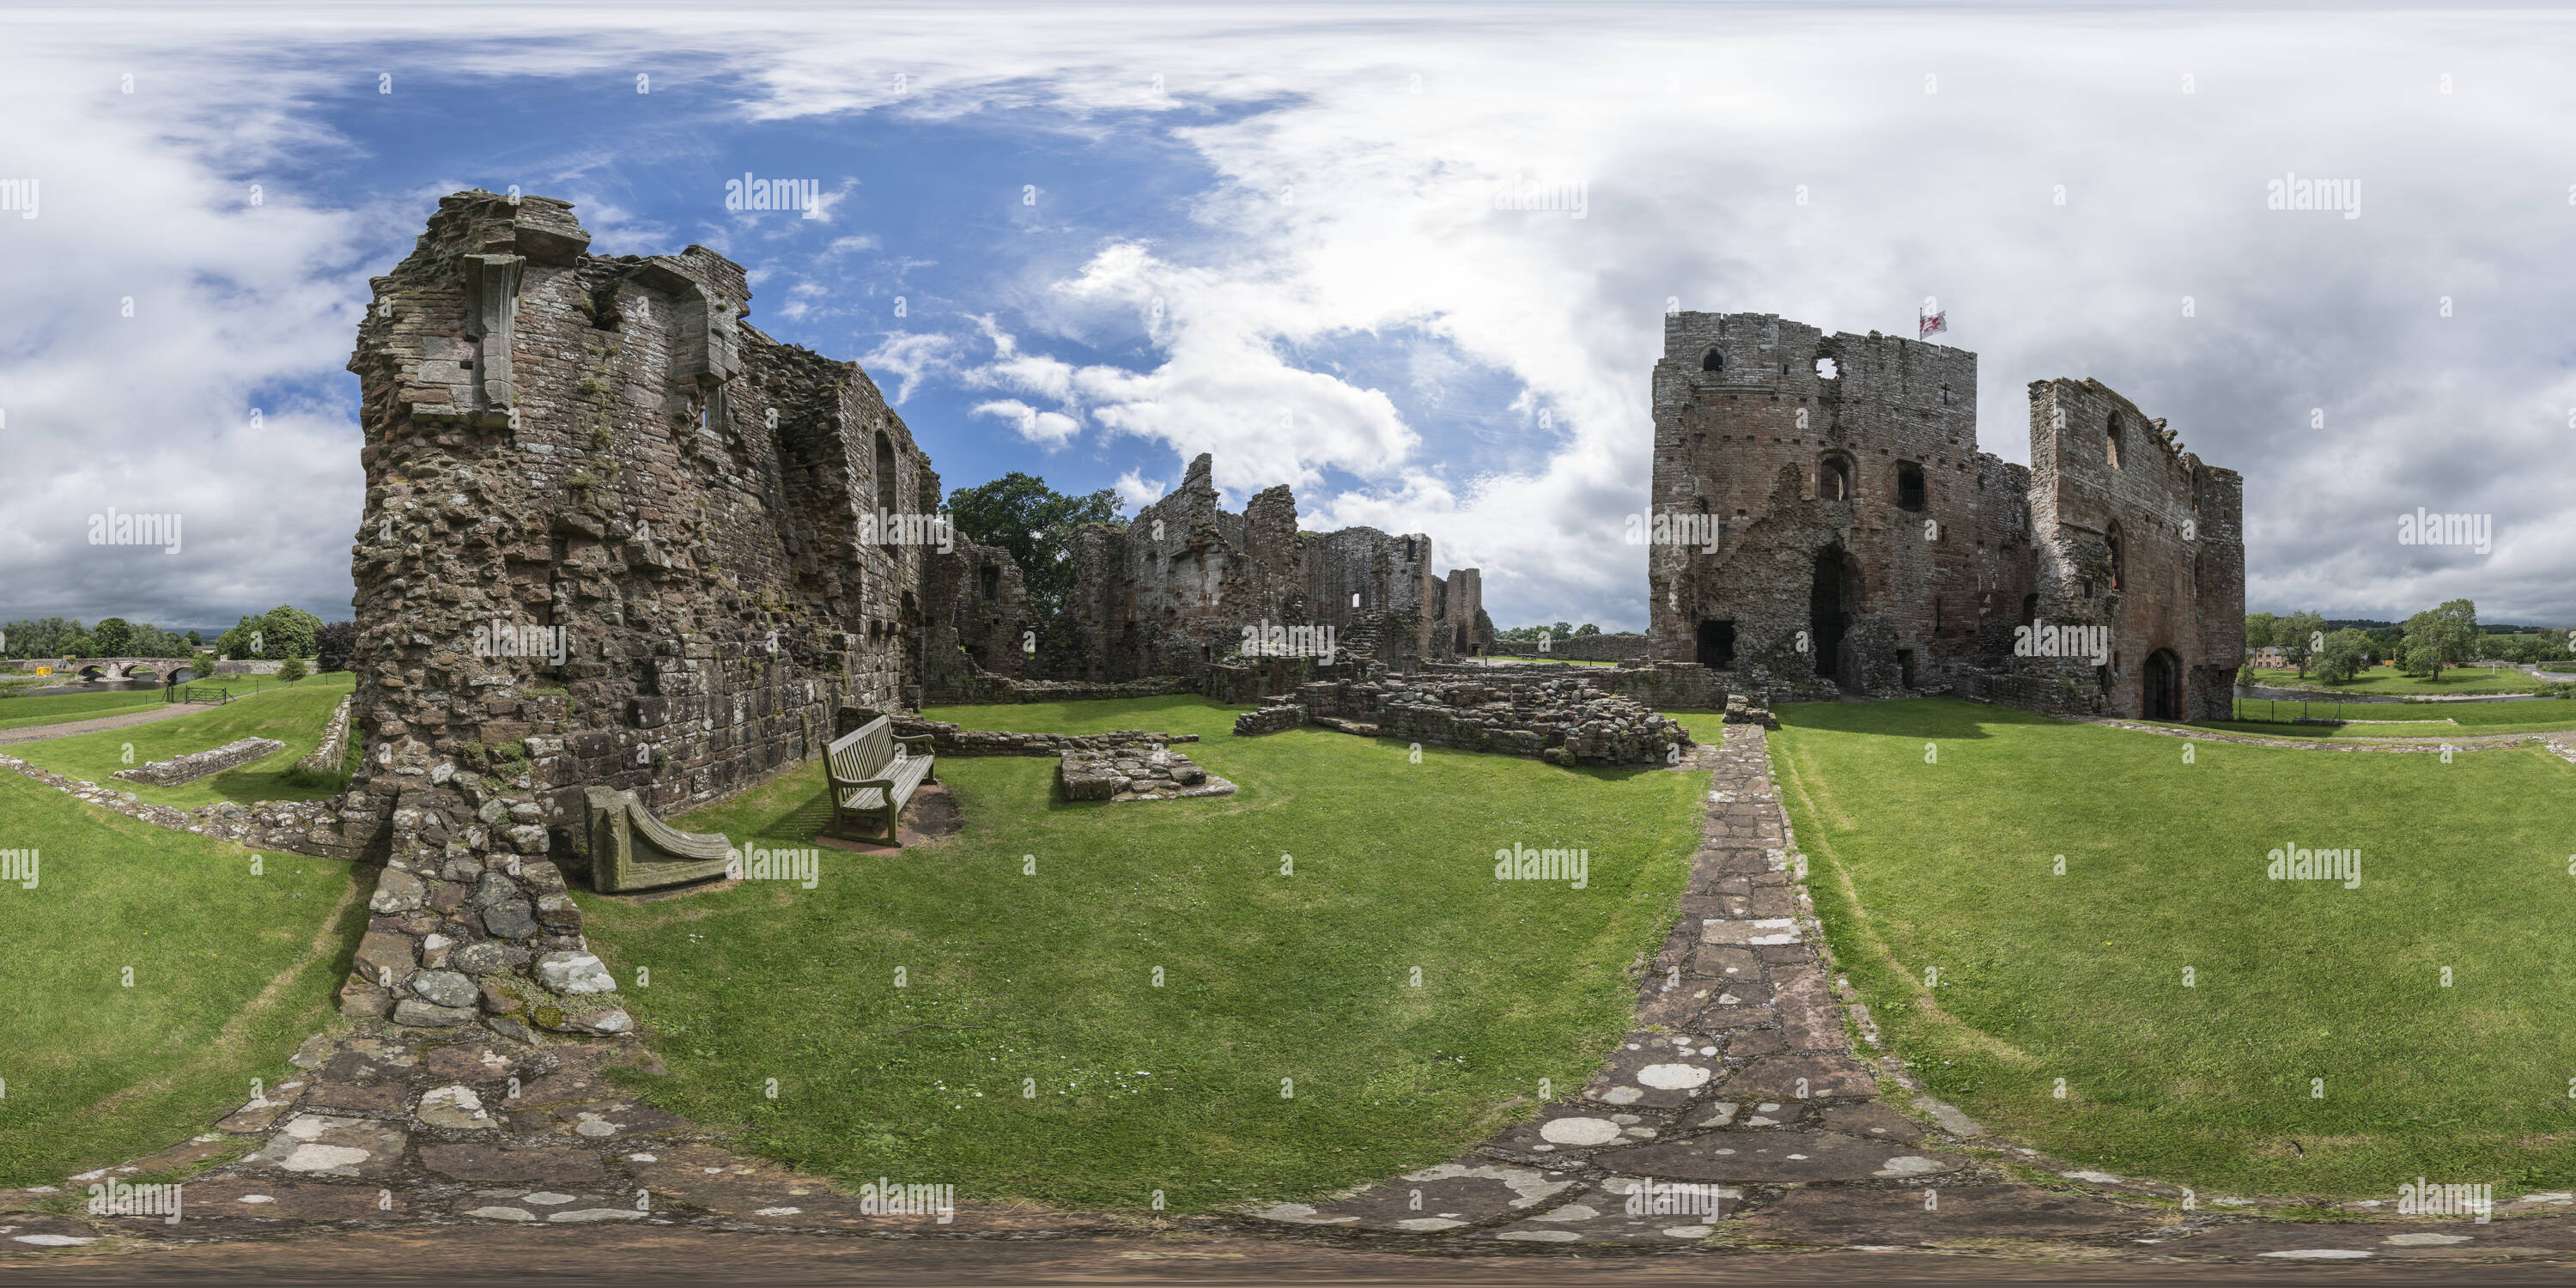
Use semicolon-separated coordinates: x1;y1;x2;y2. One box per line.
112;736;289;787
1488;632;1653;662
295;696;354;776
938;675;1196;705
2;752;389;861
1059;746;1236;801
1232;704;1308;737
213;659;288;675
1295;676;1692;766
890;715;1199;757
1594;660;1731;710
1956;666;2103;715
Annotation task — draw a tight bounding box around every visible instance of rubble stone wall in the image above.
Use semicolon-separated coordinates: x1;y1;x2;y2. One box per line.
1036;453;1485;693
321;189;1035;1036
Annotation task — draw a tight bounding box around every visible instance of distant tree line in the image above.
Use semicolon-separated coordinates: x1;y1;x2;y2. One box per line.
1496;623;1608;641
0;607;358;672
2245;601;2564;684
0;617;199;659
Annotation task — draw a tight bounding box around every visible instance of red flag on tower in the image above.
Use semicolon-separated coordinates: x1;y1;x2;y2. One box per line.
1918;303;1947;339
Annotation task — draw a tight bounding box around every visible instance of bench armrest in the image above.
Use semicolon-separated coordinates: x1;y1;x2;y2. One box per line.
893;734;937;756
840;776;897;795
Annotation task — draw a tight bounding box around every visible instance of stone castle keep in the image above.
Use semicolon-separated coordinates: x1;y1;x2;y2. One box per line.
1645;313;2244;720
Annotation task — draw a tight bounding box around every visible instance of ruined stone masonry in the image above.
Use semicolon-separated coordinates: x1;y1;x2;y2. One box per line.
1646;313;2243;720
293;189;1071;1036
1038;453;1494;696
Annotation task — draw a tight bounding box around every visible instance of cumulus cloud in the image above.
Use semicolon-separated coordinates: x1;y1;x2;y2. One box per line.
8;6;2576;632
971;398;1083;447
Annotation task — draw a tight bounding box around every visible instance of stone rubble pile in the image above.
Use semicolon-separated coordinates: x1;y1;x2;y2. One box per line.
1294;677;1692;766
1057;746;1236;802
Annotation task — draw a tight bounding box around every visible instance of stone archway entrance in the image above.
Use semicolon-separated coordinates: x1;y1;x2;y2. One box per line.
1809;546;1858;685
2143;647;2184;720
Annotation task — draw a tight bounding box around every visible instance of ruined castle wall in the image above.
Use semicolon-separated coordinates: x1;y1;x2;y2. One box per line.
2026;379;2244;721
348;193;946;844
1646;313;1991;692
1645;312;2243;719
1037;453;1483;688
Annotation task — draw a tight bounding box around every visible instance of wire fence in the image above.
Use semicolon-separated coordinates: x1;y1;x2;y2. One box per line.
2232;697;2346;725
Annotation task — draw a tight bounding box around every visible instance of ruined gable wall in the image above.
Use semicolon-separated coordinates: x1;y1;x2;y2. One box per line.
2028;378;2242;720
347;190;936;845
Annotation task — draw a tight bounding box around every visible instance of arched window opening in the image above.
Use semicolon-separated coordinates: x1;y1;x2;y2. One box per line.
2105;413;2123;470
1895;461;1926;512
874;430;898;517
2106;522;2125;591
1702;348;1724;373
1818;453;1854;501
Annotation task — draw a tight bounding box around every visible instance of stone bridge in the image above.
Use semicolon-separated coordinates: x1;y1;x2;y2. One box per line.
7;657;195;682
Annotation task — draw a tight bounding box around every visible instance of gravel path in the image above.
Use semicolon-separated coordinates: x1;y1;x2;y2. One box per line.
0;700;209;744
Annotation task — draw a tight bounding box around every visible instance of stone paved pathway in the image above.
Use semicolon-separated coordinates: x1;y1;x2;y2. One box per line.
1242;720;2576;1255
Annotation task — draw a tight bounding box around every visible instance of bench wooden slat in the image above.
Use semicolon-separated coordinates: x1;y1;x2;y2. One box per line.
823;714;935;846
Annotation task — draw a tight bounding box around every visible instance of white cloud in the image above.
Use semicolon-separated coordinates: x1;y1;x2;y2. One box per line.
971;398;1082;447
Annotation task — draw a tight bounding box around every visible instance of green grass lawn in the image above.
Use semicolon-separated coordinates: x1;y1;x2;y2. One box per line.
577;695;1706;1214
8;672;355;807
1773;697;2576;1199
2249;666;2537;696
0;768;366;1187
2204;696;2576;740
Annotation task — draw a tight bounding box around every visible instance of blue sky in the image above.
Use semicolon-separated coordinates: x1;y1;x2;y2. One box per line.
7;3;2576;636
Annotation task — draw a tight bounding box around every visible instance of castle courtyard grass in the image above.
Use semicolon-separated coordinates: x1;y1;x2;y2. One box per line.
1772;697;2576;1199
2202;694;2576;740
0;767;366;1188
2247;665;2540;696
577;695;1706;1214
7;671;356;807
0;689;171;732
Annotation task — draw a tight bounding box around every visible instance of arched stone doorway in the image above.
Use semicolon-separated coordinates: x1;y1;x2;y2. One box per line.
2143;647;2184;720
1809;546;1859;685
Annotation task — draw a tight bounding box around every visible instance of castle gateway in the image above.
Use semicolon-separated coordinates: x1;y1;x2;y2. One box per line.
1645;313;2243;721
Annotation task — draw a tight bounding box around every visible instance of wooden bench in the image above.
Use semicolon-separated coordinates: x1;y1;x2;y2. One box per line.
825;715;937;845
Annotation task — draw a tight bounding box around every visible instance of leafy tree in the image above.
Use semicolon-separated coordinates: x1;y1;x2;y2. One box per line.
2277;611;2328;677
945;473;1124;620
91;617;134;655
2244;612;2280;653
184;629;203;647
1572;623;1601;636
2401;599;2480;682
315;621;358;673
257;605;325;659
276;655;307;683
216;616;258;660
2313;629;2372;683
0;617;88;659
